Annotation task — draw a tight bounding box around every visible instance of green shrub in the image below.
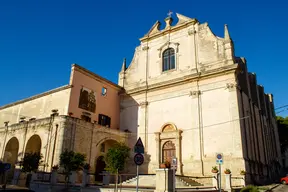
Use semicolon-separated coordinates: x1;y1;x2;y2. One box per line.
240;185;259;192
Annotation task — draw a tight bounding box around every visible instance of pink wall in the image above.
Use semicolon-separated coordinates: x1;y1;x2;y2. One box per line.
67;65;121;130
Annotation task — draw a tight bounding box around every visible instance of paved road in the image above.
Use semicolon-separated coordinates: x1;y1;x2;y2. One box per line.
273;184;288;192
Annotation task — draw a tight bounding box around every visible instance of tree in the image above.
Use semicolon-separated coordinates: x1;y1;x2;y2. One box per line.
59;150;86;184
277;116;288;153
60;150;86;172
20;152;43;188
104;142;130;192
21;152;43;173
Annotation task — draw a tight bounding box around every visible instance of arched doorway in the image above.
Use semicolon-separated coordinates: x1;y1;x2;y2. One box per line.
3;137;19;165
25;135;41;154
162;140;176;163
95;156;106;181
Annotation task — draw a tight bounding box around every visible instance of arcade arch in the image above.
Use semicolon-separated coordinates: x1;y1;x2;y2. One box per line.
3;137;19;165
25;135;42;154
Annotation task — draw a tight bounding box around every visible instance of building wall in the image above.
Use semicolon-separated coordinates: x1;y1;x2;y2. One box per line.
68;64;121;130
0;86;71;126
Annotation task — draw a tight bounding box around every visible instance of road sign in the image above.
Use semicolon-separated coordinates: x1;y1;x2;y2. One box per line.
134;137;144;154
216;153;223;165
134;153;144;166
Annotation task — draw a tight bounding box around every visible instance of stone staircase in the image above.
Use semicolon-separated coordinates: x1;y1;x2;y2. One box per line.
121;175;204;188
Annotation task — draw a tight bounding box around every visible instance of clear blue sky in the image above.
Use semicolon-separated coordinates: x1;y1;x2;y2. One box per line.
0;0;287;117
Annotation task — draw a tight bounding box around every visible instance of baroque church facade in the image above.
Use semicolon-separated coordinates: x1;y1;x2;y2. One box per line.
118;13;282;183
0;13;282;185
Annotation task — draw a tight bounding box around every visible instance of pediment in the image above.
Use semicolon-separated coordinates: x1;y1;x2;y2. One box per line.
146;20;161;36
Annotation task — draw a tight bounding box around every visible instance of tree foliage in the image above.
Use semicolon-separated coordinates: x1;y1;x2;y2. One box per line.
277;116;288;153
60;150;86;172
21;152;43;173
104;142;130;174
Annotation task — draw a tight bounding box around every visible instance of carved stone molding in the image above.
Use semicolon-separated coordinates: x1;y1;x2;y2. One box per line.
139;101;149;108
188;29;196;35
225;83;238;91
189;90;202;98
142;46;149;51
158;42;180;58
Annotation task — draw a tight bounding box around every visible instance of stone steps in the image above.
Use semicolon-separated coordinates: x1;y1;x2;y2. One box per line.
121;175;204;188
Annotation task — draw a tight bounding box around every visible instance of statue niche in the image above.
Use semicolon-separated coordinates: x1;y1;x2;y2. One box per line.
78;87;96;113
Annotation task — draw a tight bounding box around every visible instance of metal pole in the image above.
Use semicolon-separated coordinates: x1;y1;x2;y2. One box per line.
219;164;221;192
136;165;139;192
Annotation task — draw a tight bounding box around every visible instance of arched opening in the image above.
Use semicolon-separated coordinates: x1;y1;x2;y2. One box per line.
25;135;41;154
162;140;176;163
94;139;118;182
4;137;19;165
95;156;106;181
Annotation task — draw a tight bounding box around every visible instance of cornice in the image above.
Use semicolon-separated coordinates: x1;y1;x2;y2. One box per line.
72;64;123;91
123;64;238;96
0;85;73;110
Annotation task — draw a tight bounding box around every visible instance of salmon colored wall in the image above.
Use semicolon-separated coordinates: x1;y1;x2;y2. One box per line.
67;67;120;130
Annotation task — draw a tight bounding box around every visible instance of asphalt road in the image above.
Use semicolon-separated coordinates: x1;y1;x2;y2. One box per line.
273;184;288;192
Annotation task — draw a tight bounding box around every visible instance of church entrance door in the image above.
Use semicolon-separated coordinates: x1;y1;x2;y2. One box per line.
162;141;176;163
95;156;106;181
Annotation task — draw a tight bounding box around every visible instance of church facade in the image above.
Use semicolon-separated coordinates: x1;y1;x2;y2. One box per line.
0;13;282;185
119;13;282;183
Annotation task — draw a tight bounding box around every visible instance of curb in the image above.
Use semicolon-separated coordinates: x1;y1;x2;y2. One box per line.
265;184;281;192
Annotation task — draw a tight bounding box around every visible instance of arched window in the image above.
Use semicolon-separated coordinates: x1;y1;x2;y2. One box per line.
162;48;175;72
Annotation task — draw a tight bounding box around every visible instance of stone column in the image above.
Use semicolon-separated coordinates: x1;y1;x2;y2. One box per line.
11;168;21;185
154;169;174;192
240;175;246;187
155;132;161;166
224;174;232;192
50;170;57;185
102;171;110;186
81;169;89;187
212;173;219;189
175;130;182;174
69;171;76;185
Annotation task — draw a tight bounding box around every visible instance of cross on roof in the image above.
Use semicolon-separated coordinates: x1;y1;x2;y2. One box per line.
167;10;173;18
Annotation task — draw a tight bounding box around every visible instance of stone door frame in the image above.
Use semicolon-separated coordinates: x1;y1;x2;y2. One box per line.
155;123;183;174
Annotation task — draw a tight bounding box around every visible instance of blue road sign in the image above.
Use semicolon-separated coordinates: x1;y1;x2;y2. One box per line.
216;153;223;165
134;153;144;166
134;137;144;154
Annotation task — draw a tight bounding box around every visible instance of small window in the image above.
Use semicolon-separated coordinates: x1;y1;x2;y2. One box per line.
81;115;91;122
101;87;107;96
98;114;111;127
162;48;175;72
100;143;105;152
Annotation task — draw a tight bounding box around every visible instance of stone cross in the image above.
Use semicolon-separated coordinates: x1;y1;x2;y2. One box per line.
167;10;173;18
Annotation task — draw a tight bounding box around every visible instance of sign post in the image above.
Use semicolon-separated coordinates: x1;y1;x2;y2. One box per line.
216;153;223;192
134;138;144;192
171;157;177;192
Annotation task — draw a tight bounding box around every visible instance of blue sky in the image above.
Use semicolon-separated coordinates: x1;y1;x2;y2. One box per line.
0;0;287;117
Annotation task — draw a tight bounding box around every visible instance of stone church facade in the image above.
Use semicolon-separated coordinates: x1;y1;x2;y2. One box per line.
0;13;282;185
119;13;282;183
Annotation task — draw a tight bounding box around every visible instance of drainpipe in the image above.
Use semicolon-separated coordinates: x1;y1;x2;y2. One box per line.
1;121;9;160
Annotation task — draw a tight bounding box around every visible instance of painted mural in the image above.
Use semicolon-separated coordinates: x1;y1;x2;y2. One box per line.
78;87;96;113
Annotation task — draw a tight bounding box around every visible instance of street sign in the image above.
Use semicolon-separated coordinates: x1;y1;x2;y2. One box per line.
134;137;144;154
216;153;223;165
134;153;144;166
